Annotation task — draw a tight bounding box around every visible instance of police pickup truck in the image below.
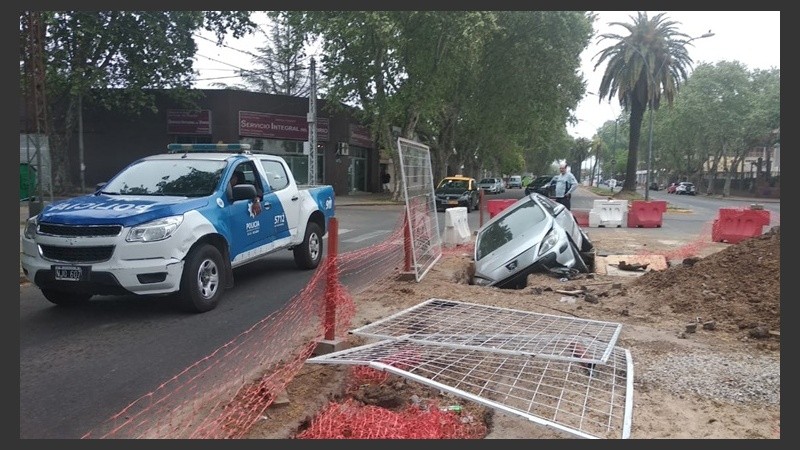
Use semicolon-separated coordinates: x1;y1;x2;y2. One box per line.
21;143;335;312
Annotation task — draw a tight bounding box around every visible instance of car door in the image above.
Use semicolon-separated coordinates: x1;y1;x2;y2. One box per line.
258;158;296;242
226;161;271;265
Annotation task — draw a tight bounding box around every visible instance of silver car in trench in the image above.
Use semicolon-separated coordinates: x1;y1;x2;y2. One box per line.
472;192;594;289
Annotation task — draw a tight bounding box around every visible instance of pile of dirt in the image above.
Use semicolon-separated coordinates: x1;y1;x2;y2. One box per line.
627;226;780;336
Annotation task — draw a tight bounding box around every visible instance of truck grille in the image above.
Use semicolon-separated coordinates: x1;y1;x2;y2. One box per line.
40;245;115;263
39;223;123;237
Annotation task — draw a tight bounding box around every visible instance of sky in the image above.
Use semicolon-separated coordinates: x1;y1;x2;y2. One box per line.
193;11;780;140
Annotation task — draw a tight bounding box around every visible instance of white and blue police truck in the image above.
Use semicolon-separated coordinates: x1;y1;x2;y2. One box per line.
21;143;335;312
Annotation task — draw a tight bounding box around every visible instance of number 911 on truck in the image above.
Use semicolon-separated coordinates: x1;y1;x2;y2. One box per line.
21;143;336;313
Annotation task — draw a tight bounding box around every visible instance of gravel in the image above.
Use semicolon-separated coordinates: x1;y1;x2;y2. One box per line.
636;351;780;405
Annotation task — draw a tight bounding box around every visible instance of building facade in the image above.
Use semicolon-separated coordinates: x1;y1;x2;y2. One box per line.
26;89;382;198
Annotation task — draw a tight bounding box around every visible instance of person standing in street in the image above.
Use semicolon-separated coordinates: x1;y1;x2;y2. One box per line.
551;162;578;210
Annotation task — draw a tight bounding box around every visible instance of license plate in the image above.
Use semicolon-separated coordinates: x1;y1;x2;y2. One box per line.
448;200;459;205
53;265;89;282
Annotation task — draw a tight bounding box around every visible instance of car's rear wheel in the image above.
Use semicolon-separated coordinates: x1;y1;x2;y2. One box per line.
294;221;323;269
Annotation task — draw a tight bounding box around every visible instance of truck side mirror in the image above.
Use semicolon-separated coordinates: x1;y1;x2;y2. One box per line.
231;184;257;202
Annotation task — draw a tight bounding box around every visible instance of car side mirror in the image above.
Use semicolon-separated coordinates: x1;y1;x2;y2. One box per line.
232;184;257;202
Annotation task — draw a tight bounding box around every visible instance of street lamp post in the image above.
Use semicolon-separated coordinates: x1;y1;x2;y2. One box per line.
642;32;714;201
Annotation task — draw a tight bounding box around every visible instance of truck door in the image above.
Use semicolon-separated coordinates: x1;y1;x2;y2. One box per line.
259;158;297;242
226;161;270;264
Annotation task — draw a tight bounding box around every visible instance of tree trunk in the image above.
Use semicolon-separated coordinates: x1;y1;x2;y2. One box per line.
48;94;78;194
622;101;645;193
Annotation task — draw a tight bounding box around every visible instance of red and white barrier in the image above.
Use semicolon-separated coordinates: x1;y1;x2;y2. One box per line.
711;207;771;244
627;200;667;228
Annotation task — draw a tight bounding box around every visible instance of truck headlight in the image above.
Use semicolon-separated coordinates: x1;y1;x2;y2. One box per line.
24;216;38;239
538;228;559;256
126;215;184;242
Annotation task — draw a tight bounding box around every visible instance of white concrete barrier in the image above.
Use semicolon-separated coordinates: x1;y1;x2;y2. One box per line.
442;207;471;246
589;199;628;228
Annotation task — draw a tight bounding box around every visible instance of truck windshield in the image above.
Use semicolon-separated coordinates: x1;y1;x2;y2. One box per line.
101;159;226;197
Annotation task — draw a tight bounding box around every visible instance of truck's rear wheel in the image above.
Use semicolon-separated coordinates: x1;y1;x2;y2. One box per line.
294;222;323;270
180;243;225;313
42;289;92;306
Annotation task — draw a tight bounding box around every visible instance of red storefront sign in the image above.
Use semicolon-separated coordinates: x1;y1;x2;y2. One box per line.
167;109;212;134
239;111;329;141
349;124;373;148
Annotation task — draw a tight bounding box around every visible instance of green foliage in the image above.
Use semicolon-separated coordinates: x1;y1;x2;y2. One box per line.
593;12;698;192
22;11;256;191
648;61;779;185
278;11;592;180
237;14;311;96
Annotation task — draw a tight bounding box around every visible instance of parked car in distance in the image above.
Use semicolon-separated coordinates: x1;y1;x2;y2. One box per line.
471;192;594;289
649;182;660;191
477;177;505;194
435;175;480;212
524;175;554;197
507;175;523;189
675;181;697;195
666;182;678;194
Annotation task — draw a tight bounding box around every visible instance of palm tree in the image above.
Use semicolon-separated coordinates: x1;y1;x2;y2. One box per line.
593;12;698;194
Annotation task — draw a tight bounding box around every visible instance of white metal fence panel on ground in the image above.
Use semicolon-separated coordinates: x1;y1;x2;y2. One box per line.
308;338;634;439
350;298;622;365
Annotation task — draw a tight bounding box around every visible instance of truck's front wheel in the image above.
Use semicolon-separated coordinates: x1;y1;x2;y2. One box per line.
294;222;323;270
180;243;225;313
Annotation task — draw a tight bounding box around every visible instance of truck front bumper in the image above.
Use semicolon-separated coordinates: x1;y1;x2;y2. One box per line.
21;235;186;296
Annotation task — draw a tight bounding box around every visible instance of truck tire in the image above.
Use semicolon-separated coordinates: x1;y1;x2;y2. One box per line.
180;243;225;313
42;289;92;306
294;222;323;270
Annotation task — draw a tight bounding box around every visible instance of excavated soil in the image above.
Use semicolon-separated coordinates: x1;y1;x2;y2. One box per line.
248;226;781;439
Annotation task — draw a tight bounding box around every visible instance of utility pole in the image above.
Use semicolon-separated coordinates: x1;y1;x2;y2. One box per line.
611;118;618;179
591;143;601;186
22;11;47;217
307;57;317;186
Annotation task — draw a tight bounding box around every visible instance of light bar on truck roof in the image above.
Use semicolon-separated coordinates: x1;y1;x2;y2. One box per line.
167;143;252;153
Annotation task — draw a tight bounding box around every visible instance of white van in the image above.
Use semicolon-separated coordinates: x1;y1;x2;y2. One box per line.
507;175;522;189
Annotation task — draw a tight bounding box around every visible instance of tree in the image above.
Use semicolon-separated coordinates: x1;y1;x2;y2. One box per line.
593;12;699;194
652;62;779;196
23;11;256;193
278;11;592;189
569;137;592;183
237;15;314;96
